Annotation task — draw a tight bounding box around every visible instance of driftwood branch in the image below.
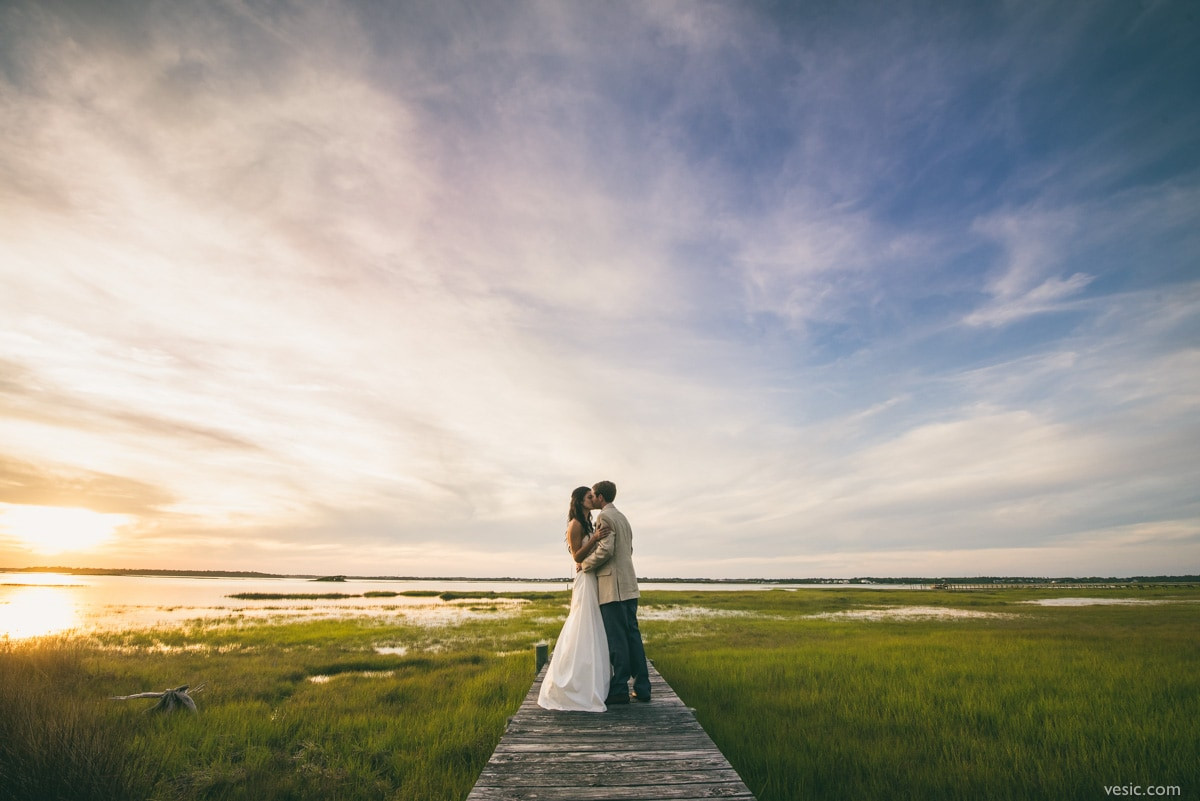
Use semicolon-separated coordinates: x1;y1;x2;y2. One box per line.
111;683;205;713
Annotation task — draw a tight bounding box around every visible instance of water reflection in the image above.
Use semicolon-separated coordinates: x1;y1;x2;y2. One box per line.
0;574;557;638
1;572;87;587
0;572;843;639
0;585;81;638
308;670;395;684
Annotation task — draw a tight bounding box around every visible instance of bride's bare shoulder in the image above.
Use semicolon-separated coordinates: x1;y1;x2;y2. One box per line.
566;518;587;543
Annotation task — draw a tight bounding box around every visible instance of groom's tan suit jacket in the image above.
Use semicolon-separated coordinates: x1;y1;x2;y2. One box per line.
581;504;639;605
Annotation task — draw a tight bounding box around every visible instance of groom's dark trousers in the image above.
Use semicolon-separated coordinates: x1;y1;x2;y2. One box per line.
600;597;651;699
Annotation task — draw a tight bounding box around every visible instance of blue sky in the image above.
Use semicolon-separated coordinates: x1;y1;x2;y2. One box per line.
0;0;1197;578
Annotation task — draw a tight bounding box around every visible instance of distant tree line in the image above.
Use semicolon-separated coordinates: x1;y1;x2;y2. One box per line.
3;567;1197;584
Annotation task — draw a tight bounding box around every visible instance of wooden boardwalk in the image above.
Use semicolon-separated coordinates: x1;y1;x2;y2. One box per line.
466;662;756;801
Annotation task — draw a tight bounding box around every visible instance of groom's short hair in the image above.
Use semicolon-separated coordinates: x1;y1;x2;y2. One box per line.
593;481;617;503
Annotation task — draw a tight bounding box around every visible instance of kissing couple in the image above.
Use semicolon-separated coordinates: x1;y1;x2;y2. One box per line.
537;480;651;712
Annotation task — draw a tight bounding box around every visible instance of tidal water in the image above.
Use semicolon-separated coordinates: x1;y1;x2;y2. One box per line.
0;572;887;639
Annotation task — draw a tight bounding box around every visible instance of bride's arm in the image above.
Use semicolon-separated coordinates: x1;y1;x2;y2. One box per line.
570;521;610;563
579;520;614;571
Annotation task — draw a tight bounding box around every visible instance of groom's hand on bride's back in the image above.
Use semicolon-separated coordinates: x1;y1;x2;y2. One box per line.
580;523;614;572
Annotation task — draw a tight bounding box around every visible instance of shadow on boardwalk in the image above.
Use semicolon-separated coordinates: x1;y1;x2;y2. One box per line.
467;661;756;800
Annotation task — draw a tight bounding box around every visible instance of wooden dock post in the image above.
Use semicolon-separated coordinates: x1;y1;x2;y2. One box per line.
535;642;549;673
466;652;757;800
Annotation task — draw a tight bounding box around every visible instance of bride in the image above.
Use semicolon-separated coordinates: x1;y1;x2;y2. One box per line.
537;486;611;712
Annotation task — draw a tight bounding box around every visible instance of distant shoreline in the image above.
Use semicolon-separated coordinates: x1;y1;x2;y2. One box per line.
2;565;1197;585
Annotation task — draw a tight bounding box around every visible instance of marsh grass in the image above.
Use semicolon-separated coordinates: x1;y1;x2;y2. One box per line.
227;593;359;600
436;590;561;602
0;596;574;801
644;588;1200;801
226;591;405;599
2;587;1196;801
0;638;163;801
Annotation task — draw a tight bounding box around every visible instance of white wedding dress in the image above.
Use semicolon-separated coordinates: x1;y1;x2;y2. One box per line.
537;550;610;712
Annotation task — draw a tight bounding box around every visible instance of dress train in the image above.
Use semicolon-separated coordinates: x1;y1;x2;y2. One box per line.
536;568;609;712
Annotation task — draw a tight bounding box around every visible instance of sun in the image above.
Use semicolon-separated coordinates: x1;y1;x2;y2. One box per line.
0;504;130;554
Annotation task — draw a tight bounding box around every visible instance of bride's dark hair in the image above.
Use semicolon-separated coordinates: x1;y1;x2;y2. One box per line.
568;486;594;536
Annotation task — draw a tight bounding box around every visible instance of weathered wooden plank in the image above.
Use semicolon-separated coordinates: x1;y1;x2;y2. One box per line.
506;722;700;734
501;710;710;725
468;785;756;801
490;745;723;758
482;753;734;769
493;739;718;753
503;724;705;736
476;768;749;787
476;769;743;786
465;661;756;801
504;713;704;730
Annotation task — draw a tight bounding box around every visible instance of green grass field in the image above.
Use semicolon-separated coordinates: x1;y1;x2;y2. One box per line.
1;587;1196;800
645;587;1200;801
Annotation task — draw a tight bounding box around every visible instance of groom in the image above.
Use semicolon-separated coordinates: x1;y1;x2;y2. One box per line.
579;480;651;705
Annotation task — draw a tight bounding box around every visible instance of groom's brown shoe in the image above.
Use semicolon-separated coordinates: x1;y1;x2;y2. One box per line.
631;692;651;703
605;694;630;705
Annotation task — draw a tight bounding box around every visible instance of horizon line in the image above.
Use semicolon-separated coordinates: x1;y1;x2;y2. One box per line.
3;565;1198;583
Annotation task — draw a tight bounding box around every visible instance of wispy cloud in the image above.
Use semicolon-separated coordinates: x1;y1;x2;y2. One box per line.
965;207;1094;327
0;0;1196;576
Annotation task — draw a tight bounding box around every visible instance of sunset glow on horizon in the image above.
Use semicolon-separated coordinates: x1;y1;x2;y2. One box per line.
1;1;1197;579
0;504;131;555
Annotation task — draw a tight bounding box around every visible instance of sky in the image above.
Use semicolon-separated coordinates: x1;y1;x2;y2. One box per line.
1;0;1197;579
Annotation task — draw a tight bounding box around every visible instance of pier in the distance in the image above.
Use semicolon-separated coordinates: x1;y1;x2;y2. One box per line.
466;657;756;800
